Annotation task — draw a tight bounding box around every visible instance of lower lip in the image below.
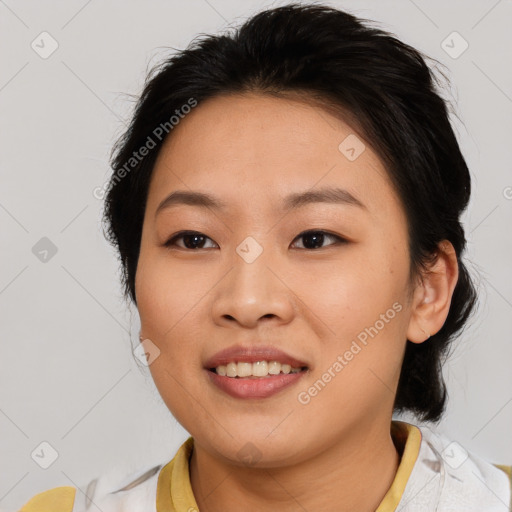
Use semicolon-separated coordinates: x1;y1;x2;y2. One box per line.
206;369;307;399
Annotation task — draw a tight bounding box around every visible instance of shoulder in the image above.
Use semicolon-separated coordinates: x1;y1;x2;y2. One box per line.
18;487;76;512
17;438;194;512
415;424;512;511
17;463;163;512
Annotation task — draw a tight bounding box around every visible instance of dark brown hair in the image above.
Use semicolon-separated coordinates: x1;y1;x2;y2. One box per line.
102;3;478;423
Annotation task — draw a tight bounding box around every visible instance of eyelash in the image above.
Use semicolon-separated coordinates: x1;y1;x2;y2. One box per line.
163;230;348;251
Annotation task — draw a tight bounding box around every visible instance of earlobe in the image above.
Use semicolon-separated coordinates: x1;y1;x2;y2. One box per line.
407;288;435;344
420;326;431;340
406;240;459;344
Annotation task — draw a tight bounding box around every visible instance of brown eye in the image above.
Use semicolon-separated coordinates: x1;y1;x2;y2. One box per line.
291;230;347;250
164;231;217;250
163;229;347;251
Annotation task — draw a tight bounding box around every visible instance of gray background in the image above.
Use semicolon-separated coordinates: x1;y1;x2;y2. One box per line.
1;0;511;510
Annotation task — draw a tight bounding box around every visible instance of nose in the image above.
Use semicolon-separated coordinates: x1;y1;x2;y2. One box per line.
210;247;295;329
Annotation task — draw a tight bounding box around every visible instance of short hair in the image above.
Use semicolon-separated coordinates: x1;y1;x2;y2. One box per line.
103;2;478;424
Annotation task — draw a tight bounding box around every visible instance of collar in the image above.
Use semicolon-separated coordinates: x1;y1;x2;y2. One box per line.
156;420;422;512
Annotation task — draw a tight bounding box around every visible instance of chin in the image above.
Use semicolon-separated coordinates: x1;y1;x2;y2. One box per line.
201;430;309;468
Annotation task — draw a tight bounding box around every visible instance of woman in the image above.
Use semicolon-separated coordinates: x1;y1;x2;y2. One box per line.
19;3;511;511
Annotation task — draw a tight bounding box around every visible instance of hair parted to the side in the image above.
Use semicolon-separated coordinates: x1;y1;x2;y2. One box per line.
102;3;478;423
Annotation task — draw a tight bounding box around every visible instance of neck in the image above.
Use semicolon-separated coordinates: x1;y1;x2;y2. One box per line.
189;419;401;512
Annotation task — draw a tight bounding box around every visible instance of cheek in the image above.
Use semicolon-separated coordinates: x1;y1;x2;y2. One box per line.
135;252;212;365
293;243;408;390
293;248;404;335
136;255;207;420
136;252;197;330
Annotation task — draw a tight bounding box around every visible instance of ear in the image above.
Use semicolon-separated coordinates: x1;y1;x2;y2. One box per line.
406;240;459;344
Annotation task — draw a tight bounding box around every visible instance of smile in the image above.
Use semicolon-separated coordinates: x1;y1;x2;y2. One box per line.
210;360;306;378
206;365;308;399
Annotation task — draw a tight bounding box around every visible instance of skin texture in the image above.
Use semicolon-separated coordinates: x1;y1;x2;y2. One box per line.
135;92;459;511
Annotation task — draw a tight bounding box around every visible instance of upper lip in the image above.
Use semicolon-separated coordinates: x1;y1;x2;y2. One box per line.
204;345;309;369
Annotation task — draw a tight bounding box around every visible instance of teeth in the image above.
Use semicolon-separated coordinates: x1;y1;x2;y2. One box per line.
226;362;237;377
237;362;252;378
213;360;304;378
252;360;268;377
268;361;280;375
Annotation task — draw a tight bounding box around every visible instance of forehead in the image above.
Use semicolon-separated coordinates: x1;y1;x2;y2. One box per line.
147;92;399;219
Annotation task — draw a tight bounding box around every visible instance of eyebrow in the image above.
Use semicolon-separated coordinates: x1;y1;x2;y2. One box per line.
155;186;367;217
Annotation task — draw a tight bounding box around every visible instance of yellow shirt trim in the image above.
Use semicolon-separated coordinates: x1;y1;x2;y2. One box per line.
494;463;512;510
156;436;198;512
495;463;512;482
157;420;422;512
17;424;511;511
376;421;422;511
18;486;76;512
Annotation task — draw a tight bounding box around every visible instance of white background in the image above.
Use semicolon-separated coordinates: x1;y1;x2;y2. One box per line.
1;0;511;510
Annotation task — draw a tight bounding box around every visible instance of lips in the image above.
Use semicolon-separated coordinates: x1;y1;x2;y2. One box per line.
204;345;310;399
203;345;309;370
207;369;306;399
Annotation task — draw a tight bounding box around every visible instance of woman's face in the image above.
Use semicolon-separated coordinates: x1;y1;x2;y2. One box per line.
135;92;416;466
